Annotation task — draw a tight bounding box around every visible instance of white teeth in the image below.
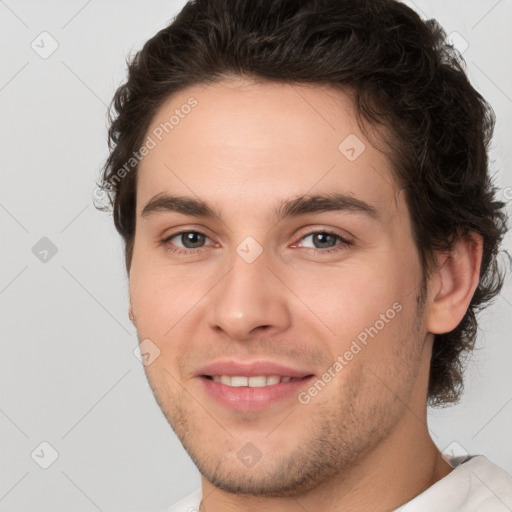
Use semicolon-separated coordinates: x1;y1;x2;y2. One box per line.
248;376;267;387
211;375;295;387
230;376;248;387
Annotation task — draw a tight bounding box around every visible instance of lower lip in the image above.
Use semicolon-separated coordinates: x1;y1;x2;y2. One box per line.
199;376;315;412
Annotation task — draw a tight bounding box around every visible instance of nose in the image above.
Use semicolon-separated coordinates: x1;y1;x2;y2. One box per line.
205;249;291;341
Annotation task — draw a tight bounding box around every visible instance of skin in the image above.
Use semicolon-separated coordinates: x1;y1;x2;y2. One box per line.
128;77;482;511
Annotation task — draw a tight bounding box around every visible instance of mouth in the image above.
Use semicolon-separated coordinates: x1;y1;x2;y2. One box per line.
198;373;315;412
203;375;306;387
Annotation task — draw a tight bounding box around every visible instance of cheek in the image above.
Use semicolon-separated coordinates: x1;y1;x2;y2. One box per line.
129;250;215;341
287;254;419;352
293;261;414;328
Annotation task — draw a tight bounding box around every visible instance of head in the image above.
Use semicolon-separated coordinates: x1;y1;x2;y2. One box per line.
98;0;507;497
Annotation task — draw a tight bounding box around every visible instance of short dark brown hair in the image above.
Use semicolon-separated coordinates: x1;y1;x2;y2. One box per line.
98;0;508;406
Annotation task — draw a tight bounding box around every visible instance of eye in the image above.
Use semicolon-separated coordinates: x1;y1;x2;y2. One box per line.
295;230;352;253
160;230;214;253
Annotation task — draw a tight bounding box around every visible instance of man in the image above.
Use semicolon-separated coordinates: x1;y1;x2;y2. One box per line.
98;0;512;510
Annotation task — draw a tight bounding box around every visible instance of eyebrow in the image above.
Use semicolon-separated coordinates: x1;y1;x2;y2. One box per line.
141;192;380;222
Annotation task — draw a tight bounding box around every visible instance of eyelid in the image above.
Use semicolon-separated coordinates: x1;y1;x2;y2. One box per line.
160;224;216;241
292;225;354;245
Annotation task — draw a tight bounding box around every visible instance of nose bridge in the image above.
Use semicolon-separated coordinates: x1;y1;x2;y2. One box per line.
206;243;290;339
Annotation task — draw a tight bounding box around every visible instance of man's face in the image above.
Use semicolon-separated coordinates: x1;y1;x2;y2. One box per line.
129;78;430;495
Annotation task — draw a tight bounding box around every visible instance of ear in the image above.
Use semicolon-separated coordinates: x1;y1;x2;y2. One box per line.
129;304;137;326
426;232;483;334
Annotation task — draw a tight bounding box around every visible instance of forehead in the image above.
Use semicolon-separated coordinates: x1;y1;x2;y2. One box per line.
136;78;399;220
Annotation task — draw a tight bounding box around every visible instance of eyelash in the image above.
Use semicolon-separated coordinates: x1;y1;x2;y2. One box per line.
159;229;352;256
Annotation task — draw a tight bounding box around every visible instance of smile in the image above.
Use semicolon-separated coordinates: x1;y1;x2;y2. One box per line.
207;375;302;387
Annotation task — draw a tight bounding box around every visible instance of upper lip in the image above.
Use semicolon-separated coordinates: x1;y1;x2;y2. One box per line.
197;360;314;378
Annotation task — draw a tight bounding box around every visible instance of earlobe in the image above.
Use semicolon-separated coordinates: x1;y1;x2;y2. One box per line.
426;232;483;334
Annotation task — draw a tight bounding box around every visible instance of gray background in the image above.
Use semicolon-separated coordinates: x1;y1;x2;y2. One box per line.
1;1;511;511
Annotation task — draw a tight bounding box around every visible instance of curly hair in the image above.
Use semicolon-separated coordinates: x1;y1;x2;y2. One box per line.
97;0;508;407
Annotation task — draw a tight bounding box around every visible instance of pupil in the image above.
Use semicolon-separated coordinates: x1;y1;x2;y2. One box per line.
314;233;336;248
182;232;205;248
